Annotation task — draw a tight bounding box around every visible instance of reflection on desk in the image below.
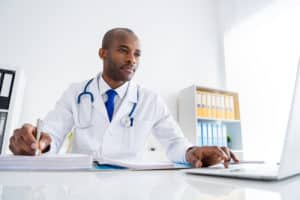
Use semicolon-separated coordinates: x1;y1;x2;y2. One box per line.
0;170;300;200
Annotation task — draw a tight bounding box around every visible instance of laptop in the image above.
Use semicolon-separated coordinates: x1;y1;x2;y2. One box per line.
184;62;300;181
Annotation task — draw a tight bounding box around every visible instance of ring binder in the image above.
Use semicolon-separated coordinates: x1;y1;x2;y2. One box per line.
0;69;15;110
0;67;25;154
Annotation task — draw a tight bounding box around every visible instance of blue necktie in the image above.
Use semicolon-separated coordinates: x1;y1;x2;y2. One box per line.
105;89;117;122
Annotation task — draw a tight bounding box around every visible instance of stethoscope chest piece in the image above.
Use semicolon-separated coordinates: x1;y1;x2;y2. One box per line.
120;115;133;128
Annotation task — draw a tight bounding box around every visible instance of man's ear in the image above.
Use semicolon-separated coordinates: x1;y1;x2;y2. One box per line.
99;48;107;59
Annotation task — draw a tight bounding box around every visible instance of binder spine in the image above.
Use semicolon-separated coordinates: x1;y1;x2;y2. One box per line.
0;69;16;110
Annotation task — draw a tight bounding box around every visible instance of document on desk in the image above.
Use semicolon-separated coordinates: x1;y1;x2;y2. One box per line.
95;157;190;170
0;154;93;170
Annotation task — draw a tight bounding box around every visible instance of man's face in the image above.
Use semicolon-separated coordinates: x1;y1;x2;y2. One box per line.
101;33;141;83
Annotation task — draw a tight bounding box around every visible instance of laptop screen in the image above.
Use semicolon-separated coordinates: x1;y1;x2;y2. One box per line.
226;59;299;162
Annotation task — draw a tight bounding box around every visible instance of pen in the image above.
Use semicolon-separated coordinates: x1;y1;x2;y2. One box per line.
35;119;43;156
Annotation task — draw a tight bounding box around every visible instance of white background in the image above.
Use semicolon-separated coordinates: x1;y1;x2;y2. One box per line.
1;0;300;161
219;0;300;162
0;0;224;123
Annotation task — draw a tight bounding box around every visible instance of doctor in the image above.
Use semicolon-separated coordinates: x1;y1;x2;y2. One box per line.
9;28;239;168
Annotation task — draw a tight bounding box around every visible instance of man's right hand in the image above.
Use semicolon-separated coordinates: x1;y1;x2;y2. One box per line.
9;124;52;155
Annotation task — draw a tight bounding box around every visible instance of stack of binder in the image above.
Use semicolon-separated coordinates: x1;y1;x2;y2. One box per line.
197;91;235;120
0;69;15;110
196;121;227;147
0;69;15;154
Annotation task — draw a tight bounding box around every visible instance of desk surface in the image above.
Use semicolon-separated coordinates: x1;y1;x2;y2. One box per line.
0;169;299;200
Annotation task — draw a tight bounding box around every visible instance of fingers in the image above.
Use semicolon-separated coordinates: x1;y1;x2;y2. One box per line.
39;133;52;152
20;126;37;147
204;146;229;167
186;147;224;168
9;127;36;155
20;124;38;152
9;124;52;155
190;155;203;168
22;124;37;137
220;147;240;166
220;147;231;168
204;147;229;167
187;146;240;168
214;147;229;161
186;148;203;168
9;135;22;154
230;150;240;163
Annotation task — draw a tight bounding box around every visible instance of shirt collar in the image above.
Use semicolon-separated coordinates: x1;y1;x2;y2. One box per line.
99;75;129;99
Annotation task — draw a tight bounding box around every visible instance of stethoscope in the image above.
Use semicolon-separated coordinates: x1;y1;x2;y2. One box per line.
77;76;139;128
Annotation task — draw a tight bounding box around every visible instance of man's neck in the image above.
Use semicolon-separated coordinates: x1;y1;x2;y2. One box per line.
102;74;126;89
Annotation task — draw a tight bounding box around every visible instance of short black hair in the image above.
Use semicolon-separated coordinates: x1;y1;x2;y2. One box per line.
102;28;136;49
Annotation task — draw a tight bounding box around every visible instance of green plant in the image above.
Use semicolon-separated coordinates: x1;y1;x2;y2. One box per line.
227;135;232;149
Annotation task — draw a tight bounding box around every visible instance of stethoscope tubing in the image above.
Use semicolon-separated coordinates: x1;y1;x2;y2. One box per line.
77;76;139;128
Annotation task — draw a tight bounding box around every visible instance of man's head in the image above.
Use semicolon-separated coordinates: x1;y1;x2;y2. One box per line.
99;28;141;88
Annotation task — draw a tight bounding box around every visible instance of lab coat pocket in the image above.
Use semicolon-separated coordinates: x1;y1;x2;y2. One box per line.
125;119;154;153
73;126;99;154
75;95;95;129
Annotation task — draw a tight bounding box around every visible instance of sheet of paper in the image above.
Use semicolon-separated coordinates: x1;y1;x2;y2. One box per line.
0;154;93;170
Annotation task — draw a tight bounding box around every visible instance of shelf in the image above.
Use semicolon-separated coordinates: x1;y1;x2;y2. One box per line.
197;117;240;123
178;85;243;159
0;67;25;154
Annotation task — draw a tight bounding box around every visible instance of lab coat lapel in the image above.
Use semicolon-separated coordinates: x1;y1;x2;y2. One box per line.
113;82;138;123
89;76;108;121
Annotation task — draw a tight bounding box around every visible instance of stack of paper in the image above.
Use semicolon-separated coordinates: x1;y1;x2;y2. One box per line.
0;154;93;170
96;157;176;170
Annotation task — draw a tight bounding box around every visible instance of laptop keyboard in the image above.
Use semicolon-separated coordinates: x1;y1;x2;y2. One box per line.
208;163;279;175
184;162;280;180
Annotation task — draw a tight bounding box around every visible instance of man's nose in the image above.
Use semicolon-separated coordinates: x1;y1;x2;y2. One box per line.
126;53;137;65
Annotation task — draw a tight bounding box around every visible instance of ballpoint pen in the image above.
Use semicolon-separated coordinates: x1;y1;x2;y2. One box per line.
35;119;43;156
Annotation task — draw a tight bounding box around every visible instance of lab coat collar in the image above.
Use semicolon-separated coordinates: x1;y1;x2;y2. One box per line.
98;75;128;100
89;73;138;109
96;72;138;103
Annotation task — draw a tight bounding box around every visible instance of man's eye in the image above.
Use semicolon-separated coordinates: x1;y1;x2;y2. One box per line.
119;48;128;53
135;52;141;57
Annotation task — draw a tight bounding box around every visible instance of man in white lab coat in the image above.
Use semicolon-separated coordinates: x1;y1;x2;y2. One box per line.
9;28;239;167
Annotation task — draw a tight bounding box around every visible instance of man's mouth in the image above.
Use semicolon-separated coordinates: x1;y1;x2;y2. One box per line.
121;65;135;73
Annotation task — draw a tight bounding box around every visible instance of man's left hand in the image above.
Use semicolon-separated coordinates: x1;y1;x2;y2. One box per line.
186;146;240;168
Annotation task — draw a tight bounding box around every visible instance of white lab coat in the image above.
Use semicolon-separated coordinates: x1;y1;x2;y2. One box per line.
43;74;193;163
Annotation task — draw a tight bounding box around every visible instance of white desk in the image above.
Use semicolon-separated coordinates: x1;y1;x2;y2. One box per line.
0;170;299;200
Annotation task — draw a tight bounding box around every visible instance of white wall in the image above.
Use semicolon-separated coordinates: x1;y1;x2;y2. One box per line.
0;0;224;153
5;0;297;162
219;0;300;162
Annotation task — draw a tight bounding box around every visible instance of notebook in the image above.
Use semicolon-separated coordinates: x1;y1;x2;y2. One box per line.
0;154;93;170
184;61;300;181
95;156;189;170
